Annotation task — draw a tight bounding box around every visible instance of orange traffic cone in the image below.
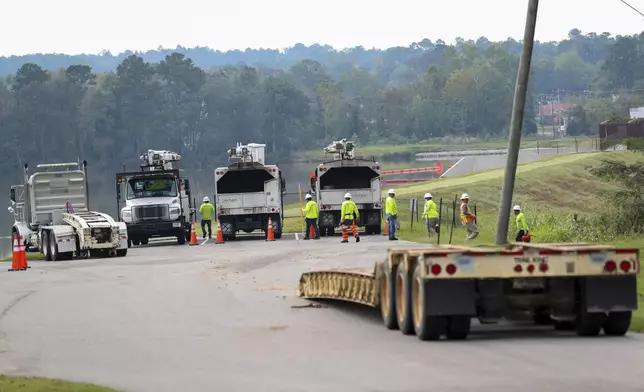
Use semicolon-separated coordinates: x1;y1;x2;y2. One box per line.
341;225;349;243
383;220;389;236
189;221;198;246
8;234;22;271
266;217;275;242
215;220;225;244
308;223;315;239
19;235;30;269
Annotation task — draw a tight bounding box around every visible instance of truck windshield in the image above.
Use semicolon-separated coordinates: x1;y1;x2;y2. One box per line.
127;177;177;199
217;169;274;194
319;167;378;190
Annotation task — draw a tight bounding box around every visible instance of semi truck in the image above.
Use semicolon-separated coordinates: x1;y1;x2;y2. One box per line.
116;150;195;247
299;242;640;340
214;142;285;241
309;139;382;236
9;161;128;261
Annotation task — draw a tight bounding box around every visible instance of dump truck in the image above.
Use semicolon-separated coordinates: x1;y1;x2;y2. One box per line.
298;242;639;340
9;161;128;260
309;139;382;236
116;150;195;247
214;142;286;241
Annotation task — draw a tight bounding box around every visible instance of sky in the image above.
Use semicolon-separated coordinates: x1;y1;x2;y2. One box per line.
1;0;643;56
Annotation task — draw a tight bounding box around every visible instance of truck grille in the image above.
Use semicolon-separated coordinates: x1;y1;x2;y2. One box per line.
133;205;169;221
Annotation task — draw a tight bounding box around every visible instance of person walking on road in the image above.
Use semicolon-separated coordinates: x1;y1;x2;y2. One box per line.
423;192;439;239
460;193;479;240
385;189;399;241
302;193;320;240
341;193;360;243
513;205;530;242
199;196;215;239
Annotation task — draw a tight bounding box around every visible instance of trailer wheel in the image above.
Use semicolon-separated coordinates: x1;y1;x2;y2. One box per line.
576;311;606;337
446;316;471;340
395;262;414;335
42;230;51;261
603;311;631;336
49;232;59;262
412;263;446;341
379;261;398;330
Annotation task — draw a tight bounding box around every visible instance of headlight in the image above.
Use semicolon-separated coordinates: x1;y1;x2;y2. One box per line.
171;198;179;205
121;209;132;223
169;207;181;216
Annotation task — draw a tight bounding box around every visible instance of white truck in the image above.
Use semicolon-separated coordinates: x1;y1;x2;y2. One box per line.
214;143;286;241
116;150;195;247
309;139;382;236
9;161;128;261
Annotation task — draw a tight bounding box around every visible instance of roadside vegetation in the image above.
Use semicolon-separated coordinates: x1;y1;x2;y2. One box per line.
0;376;120;391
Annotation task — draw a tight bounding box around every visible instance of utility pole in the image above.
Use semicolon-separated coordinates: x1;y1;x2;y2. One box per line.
495;0;540;246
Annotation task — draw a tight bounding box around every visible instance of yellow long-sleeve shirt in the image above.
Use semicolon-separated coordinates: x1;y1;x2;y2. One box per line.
341;200;359;220
385;196;397;216
199;202;215;220
423;199;438;219
302;200;319;219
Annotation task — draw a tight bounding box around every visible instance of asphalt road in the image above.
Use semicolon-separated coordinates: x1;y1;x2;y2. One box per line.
0;234;643;392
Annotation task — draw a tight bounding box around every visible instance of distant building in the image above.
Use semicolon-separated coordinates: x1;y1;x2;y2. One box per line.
629;106;644;119
599;118;644;140
538;102;575;126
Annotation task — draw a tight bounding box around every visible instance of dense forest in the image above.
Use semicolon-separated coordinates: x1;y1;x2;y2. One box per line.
1;29;644;182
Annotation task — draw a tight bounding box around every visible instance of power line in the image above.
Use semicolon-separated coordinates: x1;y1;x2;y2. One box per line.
618;0;644;19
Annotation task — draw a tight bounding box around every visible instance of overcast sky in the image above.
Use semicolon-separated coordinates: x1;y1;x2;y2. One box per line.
1;0;643;56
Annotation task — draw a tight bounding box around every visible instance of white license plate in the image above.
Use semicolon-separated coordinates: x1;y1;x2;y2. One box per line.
172;222;182;228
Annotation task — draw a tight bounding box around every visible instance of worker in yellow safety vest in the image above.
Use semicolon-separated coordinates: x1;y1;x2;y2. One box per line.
385;189;399;241
423;192;439;239
460;193;479;240
302;193;320;240
199;196;215;239
513;205;530;242
340;193;360;243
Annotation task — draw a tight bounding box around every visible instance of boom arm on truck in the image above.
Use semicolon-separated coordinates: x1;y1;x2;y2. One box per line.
299;242;640;340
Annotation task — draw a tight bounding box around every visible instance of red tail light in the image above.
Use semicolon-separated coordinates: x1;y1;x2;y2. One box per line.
539;263;549;272
619;260;631;273
430;264;442;275
604;260;616;272
445;264;457;275
527;264;535;273
514;264;523;273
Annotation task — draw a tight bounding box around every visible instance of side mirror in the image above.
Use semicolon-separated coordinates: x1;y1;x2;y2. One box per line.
310;177;316;192
183;179;191;192
10;188;15;202
281;178;287;193
116;183;121;201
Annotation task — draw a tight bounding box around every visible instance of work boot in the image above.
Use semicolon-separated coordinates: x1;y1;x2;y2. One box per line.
356;236;360;243
304;237;310;240
313;237;320;240
389;237;399;241
341;239;348;243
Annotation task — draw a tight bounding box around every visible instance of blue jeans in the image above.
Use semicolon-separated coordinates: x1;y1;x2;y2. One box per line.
305;218;319;239
386;214;396;238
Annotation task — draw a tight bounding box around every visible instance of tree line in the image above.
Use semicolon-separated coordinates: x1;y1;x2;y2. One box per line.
1;29;643;183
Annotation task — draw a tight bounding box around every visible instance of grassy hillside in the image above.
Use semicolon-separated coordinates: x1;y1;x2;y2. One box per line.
0;376;119;391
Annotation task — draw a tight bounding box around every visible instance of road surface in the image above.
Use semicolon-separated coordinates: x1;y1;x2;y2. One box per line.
0;235;643;392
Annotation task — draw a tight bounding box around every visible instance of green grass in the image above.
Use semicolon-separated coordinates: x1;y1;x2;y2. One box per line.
0;376;120;391
297;136;596;161
0;252;44;262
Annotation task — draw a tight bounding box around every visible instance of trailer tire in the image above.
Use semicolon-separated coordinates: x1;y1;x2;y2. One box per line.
446;316;471;340
603;311;631;336
576;311;606;337
379;261;398;330
395;262;414;335
42;230;51;261
412;263;445;341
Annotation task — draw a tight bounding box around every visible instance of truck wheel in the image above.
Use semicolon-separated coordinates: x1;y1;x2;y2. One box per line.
117;249;128;257
177;233;186;245
274;232;282;239
372;225;382;235
132;239;140;246
140;238;149;245
603;311;631;336
326;227;334;237
379;261;398;330
396;262;414;335
446;316;471;340
49;233;59;262
532;310;553;325
42;230;51;261
576;311;606;337
412;263;446;341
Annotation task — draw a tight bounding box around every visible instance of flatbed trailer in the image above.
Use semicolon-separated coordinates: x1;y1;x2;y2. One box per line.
298;242;640;340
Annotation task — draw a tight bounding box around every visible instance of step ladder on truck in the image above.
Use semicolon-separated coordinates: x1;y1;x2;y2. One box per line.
9;161;128;261
298;242;640;340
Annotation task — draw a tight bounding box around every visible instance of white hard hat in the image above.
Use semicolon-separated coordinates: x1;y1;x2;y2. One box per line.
513;205;521;211
344;192;352;199
424;193;432;199
460;193;469;200
203;196;210;202
305;193;312;200
388;189;396;195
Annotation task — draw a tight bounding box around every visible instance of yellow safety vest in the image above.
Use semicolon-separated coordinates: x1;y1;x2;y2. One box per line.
303;200;319;219
460;202;474;223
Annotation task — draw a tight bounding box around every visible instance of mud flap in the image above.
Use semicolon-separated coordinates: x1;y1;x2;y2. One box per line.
582;276;638;313
423;279;477;316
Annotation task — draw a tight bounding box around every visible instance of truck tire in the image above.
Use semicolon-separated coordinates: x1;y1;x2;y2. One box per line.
140;238;149;245
177;233;186;245
576;311;606;337
412;263;446;341
42;230;51;261
49;232;59;262
395;262;414;335
325;227;334;237
132;239;140;246
380;261;398;330
603;311;631;336
446;316;471;340
117;249;128;257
